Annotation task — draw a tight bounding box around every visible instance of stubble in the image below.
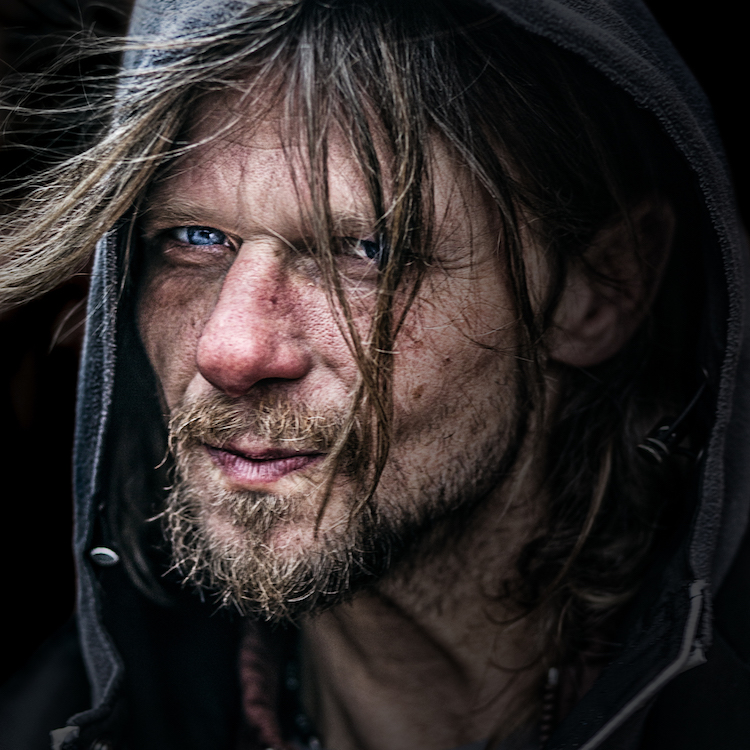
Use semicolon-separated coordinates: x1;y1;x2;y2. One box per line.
162;376;526;621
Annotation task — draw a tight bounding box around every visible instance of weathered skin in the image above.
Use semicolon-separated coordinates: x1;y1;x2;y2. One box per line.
137;99;671;750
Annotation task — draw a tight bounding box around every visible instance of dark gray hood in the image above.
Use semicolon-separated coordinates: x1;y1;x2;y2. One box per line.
65;1;749;749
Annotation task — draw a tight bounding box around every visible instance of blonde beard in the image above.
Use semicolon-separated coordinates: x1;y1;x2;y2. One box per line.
162;468;395;620
160;385;524;621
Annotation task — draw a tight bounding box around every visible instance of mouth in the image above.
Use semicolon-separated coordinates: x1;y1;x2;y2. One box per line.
205;443;325;486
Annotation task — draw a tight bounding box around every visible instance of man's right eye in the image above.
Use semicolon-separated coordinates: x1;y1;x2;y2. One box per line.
169;226;230;246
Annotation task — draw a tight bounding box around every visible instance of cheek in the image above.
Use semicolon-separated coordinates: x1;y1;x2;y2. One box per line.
138;270;219;404
391;275;517;435
393;336;514;442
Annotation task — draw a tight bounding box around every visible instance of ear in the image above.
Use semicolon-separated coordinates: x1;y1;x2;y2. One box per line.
549;200;675;368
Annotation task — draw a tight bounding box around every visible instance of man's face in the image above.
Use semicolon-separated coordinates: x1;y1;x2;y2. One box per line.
138;101;526;617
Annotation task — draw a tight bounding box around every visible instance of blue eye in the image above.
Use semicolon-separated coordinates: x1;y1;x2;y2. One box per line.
343;236;389;266
171;226;229;246
359;239;382;261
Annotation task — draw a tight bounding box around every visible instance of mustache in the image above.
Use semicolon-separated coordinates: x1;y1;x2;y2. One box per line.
167;392;358;458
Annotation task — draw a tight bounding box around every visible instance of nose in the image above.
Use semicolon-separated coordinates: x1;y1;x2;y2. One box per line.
196;246;313;397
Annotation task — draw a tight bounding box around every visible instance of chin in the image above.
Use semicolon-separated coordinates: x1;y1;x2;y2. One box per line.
160;472;381;620
202;503;312;550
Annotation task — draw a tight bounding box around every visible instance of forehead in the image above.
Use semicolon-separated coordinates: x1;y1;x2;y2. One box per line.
143;91;496;247
145;107;369;234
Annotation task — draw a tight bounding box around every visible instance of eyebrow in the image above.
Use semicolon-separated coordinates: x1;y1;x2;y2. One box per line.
141;197;379;240
140;199;222;236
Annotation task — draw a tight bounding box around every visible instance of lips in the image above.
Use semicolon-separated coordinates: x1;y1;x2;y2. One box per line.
205;443;324;485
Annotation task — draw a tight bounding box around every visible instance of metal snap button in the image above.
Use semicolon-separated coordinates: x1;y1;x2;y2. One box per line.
89;547;120;566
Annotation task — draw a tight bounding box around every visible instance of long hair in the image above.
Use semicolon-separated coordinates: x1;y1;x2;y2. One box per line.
0;0;703;665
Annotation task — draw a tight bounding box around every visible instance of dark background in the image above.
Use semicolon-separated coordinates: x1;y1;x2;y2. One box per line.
0;0;747;687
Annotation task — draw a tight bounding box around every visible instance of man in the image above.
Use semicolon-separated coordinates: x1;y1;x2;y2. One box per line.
0;1;748;749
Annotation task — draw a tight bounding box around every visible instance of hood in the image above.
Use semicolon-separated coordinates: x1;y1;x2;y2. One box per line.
60;1;749;749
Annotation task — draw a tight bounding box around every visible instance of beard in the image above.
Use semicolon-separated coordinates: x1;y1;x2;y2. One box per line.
162;385;525;622
164;470;393;620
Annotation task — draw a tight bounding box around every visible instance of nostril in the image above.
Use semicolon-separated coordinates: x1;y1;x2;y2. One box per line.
197;321;312;397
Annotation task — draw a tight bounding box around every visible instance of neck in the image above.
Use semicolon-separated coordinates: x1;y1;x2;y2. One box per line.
299;484;547;750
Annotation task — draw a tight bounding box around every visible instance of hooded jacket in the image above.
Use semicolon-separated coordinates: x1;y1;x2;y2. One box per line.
1;1;748;749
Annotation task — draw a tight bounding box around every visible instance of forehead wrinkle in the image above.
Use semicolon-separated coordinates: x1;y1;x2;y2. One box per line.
189;93;388;201
149;94;496;260
146;142;382;243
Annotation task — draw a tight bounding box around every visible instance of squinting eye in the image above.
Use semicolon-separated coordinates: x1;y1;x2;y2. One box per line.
342;237;388;265
170;226;230;246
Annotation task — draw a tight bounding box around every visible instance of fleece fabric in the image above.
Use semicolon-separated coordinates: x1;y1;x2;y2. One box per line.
1;1;748;749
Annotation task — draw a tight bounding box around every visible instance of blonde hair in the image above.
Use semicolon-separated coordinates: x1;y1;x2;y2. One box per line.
1;0;700;665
